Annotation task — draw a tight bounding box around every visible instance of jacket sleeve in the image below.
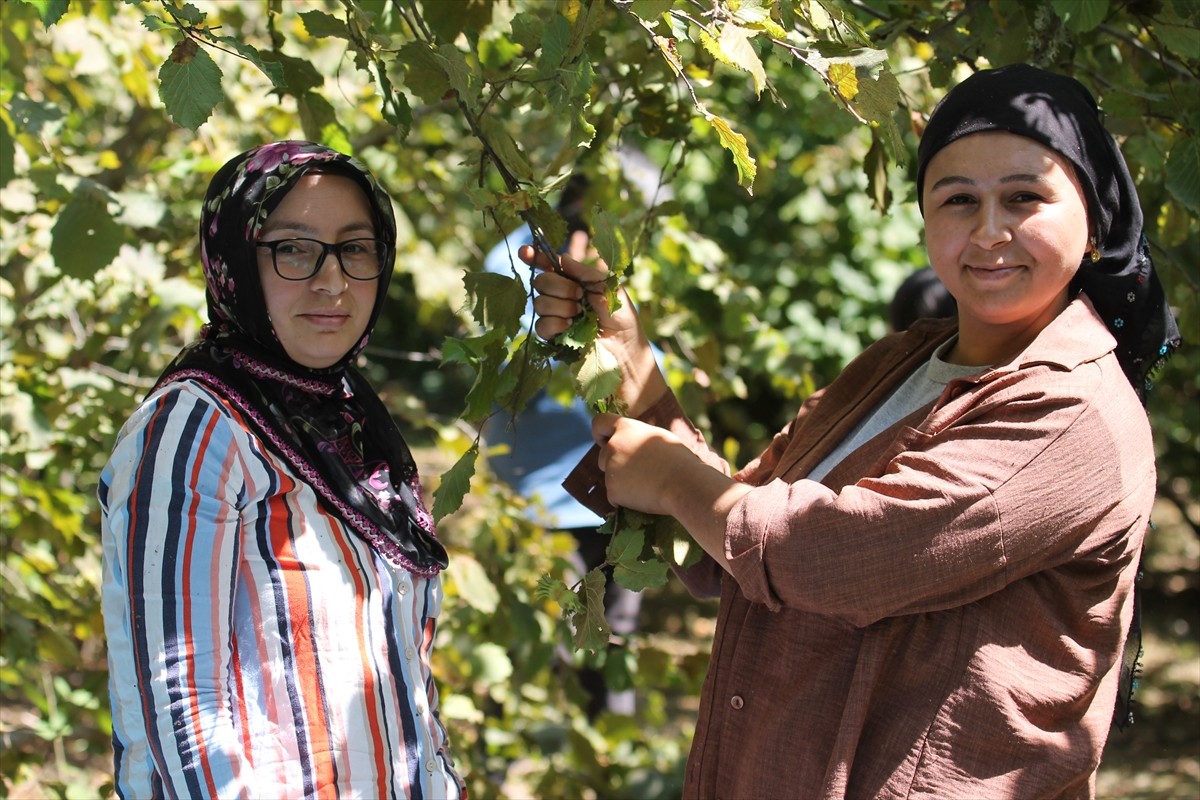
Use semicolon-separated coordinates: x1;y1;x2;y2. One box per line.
101;385;258;799
723;360;1156;624
562;387;830;599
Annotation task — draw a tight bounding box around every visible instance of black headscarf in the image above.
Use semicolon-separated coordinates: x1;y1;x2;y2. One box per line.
154;141;447;576
916;64;1181;400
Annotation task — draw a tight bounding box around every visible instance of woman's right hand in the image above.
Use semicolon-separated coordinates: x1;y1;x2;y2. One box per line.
519;231;667;417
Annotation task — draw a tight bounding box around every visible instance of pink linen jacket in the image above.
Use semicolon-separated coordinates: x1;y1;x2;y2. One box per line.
566;296;1155;799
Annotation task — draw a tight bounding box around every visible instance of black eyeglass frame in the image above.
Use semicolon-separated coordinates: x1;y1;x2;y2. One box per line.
255;237;393;281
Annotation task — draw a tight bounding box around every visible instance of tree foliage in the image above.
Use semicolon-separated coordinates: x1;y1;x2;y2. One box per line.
1;0;1196;795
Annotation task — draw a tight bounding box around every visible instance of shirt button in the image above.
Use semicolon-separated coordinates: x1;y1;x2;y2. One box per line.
425;758;437;773
730;695;744;710
398;582;409;595
405;647;416;660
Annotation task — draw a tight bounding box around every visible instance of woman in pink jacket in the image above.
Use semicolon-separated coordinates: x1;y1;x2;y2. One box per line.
524;65;1180;799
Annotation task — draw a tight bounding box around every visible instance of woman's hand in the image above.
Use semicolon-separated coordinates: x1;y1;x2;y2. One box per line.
592;412;751;573
519;231;667;417
591;412;691;516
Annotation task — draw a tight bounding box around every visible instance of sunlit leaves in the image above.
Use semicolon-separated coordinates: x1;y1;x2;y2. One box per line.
700;24;767;98
157;38;222;130
829;62;858;100
25;0;69;25
591;207;630;273
573;339;622;410
447;553;501;613
706;113;757;192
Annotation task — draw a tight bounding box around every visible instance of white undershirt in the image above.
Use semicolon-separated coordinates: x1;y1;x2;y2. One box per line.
807;339;984;483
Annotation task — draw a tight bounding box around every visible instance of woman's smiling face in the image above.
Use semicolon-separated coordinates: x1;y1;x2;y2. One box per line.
256;173;379;369
922;131;1091;365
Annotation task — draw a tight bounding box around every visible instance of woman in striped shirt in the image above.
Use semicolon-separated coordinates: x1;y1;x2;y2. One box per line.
100;142;464;798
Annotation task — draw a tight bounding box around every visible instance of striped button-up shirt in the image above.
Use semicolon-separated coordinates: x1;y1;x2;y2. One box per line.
100;380;463;799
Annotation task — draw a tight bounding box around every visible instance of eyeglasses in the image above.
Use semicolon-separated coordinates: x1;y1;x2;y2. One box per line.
255;237;391;281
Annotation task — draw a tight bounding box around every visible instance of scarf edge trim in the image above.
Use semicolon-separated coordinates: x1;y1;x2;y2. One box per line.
162;369;445;577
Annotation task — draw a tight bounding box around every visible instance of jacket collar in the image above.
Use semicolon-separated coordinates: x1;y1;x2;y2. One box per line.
972;293;1117;381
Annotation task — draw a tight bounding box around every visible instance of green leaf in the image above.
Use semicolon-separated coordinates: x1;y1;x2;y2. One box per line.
300;10;350;39
479;31;522;72
705;113;757;193
699;25;766;97
1050;0;1109;33
0;114;14;189
556;312;597;353
614;555;669;591
463;271;528;337
432;443;477;522
526;198;569;252
509;10;545;52
297;92;353;153
537;14;571;77
460;337;509;421
171;2;205;25
571;568;611;652
608;528;670;591
449;553;500;613
440;333;491;368
829;62;858;101
50;185;125;279
498;356;552;414
1151;21;1200;60
852;67;905;163
606;526;646;565
437;43;477;104
262;52;324;94
421;0;494;43
591;207;630;272
25;0;69;25
1165;135;1200;213
536;574;582;614
8;94;64;138
205;34;285;89
629;0;673;23
157;41;224;130
864;134;890;213
573;340;622;409
479;115;534;182
397;42;452;104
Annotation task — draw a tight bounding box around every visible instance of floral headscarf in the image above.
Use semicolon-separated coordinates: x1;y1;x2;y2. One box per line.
154;141;447;576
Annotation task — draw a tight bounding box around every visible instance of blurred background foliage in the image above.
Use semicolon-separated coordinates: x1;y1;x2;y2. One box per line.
1;0;1196;797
